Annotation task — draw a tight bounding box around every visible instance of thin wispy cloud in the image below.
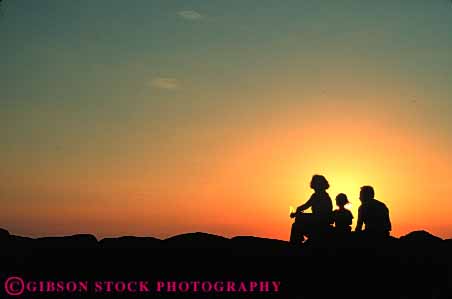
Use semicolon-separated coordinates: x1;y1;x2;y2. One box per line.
178;10;202;21
150;77;179;90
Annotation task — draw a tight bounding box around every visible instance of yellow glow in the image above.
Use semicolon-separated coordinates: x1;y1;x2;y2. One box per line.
2;91;451;240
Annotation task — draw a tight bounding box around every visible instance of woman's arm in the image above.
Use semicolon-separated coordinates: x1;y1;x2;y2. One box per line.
296;196;314;213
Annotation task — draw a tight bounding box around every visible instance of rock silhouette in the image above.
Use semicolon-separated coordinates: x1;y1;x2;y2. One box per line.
35;234;98;249
100;236;161;249
400;230;444;243
164;232;229;248
0;227;9;240
0;227;450;298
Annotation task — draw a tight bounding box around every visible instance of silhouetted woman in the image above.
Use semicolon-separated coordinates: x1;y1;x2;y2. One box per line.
290;175;333;243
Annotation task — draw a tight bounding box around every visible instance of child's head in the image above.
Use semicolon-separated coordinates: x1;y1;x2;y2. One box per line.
335;193;349;208
310;175;329;191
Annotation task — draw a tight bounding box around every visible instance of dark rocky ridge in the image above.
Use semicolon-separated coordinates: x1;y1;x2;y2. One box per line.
1;229;447;246
0;228;450;299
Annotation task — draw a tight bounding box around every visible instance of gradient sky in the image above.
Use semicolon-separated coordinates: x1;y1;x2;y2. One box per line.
1;0;452;239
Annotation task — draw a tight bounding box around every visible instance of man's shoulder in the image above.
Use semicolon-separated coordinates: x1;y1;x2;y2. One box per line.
372;199;388;209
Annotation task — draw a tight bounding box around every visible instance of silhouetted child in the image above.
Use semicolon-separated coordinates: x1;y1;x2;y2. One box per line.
332;193;353;233
290;175;333;244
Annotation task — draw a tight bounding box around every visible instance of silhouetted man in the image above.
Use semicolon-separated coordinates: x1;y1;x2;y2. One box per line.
355;186;391;237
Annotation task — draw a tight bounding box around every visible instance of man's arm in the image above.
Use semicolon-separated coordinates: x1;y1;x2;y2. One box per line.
355;206;363;231
385;206;392;231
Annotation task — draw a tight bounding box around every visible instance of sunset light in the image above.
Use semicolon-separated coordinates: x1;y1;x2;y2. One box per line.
1;0;451;240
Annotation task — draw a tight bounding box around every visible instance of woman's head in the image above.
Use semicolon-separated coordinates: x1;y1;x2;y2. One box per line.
310;175;330;191
335;193;349;207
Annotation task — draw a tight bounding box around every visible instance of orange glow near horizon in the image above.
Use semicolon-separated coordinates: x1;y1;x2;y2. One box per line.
1;92;451;240
2;1;452;243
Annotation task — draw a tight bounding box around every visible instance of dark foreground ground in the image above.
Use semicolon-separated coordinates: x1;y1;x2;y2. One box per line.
0;228;451;299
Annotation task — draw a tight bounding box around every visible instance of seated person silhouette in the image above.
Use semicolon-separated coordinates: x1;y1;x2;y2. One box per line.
355;186;391;237
290;175;333;244
332;193;353;233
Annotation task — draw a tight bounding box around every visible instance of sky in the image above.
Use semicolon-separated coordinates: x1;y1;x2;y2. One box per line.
1;0;452;240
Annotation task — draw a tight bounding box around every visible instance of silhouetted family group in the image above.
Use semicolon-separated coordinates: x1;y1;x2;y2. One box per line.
289;175;391;244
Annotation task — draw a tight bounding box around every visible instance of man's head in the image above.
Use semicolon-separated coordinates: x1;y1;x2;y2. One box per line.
359;186;375;203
